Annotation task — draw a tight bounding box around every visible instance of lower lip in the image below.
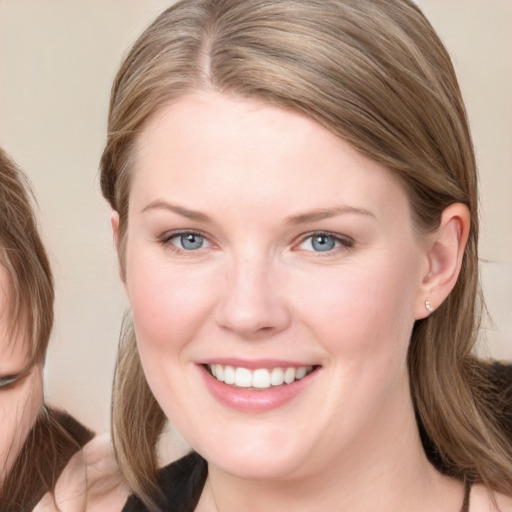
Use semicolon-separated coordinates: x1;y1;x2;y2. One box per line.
198;365;318;413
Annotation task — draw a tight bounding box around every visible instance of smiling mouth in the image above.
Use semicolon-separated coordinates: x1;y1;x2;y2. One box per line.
206;364;316;389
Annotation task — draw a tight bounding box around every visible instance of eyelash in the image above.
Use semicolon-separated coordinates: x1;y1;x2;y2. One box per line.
158;230;354;256
296;231;354;254
158;230;211;255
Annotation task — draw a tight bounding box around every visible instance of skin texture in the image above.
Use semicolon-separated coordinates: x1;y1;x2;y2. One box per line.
34;434;129;512
114;92;472;511
0;265;42;483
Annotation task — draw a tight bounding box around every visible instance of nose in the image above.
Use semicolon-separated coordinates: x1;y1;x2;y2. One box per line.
214;254;291;339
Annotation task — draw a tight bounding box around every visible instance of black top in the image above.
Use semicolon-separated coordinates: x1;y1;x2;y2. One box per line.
122;362;512;512
122;452;207;512
122;454;472;512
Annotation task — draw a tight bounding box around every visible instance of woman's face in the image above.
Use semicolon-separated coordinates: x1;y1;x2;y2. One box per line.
119;92;432;480
0;266;42;481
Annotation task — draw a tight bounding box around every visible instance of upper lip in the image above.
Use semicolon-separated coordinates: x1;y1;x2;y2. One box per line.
197;358;318;370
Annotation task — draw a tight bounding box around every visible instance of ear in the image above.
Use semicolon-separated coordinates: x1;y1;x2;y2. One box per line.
110;211;126;284
111;210;120;247
414;203;470;319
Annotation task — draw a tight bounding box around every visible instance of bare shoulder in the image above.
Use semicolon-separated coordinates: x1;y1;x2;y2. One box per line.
80;433;130;512
33;433;129;512
470;484;512;512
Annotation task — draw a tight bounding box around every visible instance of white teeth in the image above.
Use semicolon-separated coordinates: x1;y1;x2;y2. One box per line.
208;365;313;389
252;369;270;389
224;365;235;384
295;366;307;380
234;367;252;388
270;367;284;386
214;364;224;382
284;367;296;384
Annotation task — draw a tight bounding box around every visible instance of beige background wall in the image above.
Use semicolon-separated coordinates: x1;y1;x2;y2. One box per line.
0;0;510;434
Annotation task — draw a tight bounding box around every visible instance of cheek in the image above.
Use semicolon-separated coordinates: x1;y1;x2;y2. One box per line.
126;251;218;357
288;259;420;443
294;255;419;361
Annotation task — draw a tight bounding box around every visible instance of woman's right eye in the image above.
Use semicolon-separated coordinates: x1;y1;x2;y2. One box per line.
163;231;210;252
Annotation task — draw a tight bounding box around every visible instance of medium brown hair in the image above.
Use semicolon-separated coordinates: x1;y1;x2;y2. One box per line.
0;148;53;365
100;0;512;509
0;149;94;510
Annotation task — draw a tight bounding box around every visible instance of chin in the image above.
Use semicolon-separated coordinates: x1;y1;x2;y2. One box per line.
211;452;301;481
194;429;310;481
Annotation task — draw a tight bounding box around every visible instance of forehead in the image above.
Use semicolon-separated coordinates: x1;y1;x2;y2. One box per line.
131;92;410;221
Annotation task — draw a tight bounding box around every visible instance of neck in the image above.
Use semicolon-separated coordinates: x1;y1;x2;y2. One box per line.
197;377;463;512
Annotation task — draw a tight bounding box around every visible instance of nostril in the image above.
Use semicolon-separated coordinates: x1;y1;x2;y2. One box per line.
218;321;279;339
214;267;292;337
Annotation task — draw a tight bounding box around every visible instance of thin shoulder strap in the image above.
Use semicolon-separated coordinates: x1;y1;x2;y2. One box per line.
460;479;471;512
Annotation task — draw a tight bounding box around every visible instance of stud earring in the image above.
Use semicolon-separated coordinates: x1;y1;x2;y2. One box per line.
425;300;434;312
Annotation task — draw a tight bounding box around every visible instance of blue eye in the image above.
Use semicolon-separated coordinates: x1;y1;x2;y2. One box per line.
299;233;352;253
311;234;336;252
170;232;206;251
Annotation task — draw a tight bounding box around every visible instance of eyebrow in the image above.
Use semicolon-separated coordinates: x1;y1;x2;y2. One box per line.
284;206;375;225
141;201;375;225
141;200;211;222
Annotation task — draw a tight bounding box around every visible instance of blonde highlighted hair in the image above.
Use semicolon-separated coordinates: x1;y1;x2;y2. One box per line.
99;1;512;509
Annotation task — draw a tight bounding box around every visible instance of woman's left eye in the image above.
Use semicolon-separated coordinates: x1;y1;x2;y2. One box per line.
297;232;353;253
